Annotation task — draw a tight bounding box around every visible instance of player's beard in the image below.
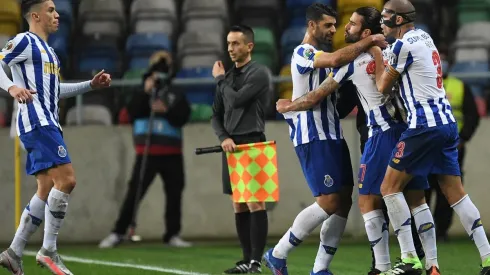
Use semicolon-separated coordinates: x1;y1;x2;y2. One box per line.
345;31;361;44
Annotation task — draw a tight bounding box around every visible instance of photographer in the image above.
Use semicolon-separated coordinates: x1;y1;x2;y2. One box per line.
99;51;192;248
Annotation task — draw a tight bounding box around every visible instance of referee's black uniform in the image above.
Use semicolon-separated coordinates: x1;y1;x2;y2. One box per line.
211;26;272;273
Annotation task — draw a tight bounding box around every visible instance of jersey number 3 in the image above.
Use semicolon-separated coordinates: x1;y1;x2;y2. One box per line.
432;51;443;89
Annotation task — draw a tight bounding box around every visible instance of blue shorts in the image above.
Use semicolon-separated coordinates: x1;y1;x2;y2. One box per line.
359;124;429;195
389;123;461;177
295;139;354;197
19;125;71;175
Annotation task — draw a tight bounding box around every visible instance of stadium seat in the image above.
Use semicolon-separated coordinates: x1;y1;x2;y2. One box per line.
281;26;307;62
75;35;122;77
458;0;490;24
177;31;224;69
54;0;74;26
253;28;277;71
337;0;383;14
278;65;293;100
123;68;147;80
457;22;490;42
286;0;333;21
130;0;177;36
189;104;213;122
0;0;21;37
234;0;281;36
126;33;171;57
283;52;293;65
182;0;229;29
66;105;113;126
78;0;125;38
48;35;69;71
450;61;490;86
185;18;225;36
175;67;215;105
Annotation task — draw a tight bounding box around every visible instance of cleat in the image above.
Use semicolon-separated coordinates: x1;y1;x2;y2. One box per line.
223;260;249;274
98;233;123;249
426;266;440;275
166;236;192;248
36;248;73;275
249;260;262;273
480;257;490;275
310;269;334;275
0;248;24;275
263;248;288;275
368;268;382;275
380;257;423;275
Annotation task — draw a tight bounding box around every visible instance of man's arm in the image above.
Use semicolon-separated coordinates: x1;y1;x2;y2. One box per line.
0;34;31;93
284;76;340;112
211;89;230;142
216;67;270;109
376;41;409;94
58;81;92;99
313;34;387;68
460;84;480;142
336;81;359;119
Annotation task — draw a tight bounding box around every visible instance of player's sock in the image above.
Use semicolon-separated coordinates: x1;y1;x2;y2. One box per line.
10;194;45;257
235;211;252;262
313;214;347;272
363;210;391;272
451;195;490;261
411;203;438;269
383;192;418;259
43;188;70;252
250;210;268;262
272;202;329;259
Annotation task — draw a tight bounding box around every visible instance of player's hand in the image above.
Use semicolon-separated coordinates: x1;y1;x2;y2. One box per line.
212;61;225;78
367;46;383;57
370;34;388;49
90;70;112;89
8;85;36;104
151;99;168;113
276;99;292;113
221;138;237;153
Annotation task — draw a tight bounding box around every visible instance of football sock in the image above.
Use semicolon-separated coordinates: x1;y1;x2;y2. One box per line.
10;194;45;257
412;204;438;269
384;192;417;259
250;210;268;262
235;211;252;262
313;214;347;272
363;210;391;272
43;188;70;252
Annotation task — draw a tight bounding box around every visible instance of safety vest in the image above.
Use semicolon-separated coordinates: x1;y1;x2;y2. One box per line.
444;76;464;132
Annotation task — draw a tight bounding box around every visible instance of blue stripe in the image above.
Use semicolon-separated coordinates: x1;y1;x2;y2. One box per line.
339;62;354;85
306;72;319;141
285;118;296;141
379;105;395;126
37;38;57;124
3;35;29;65
403;52;418;126
391;41;404;68
28;35;54;127
295;113;302;145
439;97;452;123
331;92;341;140
368;110;377;127
320;98;330;140
52;52;61;122
428;99;442;126
296;64;314;74
296;47;305;57
399;80;412;123
414;102;427;126
19;62;39;134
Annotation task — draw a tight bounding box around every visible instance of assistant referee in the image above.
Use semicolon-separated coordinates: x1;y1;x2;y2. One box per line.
211;25;272;274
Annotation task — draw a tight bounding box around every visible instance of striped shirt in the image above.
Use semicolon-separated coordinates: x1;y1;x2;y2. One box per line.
284;43;342;147
386;29;455;128
332;52;405;137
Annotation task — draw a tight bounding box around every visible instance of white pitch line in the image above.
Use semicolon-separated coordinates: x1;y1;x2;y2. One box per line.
24;251;211;275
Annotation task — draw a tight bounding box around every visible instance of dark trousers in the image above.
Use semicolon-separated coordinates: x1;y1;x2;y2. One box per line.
113;154;185;242
425;145;465;238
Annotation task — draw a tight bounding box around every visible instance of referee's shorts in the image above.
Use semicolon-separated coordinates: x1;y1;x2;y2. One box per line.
222;132;266;195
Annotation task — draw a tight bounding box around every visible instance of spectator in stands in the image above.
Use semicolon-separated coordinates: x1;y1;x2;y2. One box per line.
99;51;192;248
425;46;481;242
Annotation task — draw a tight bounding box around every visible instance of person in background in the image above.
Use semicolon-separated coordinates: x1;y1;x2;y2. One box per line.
425;46;481;242
99;51;192;249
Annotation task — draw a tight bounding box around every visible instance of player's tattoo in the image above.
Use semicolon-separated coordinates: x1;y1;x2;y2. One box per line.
287;77;339;111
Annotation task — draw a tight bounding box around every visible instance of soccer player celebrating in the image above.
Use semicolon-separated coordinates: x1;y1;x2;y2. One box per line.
277;6;440;275
263;3;387;275
0;1;111;274
372;0;490;274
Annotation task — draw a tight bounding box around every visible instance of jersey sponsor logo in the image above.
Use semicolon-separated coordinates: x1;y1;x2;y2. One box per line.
44;62;61;76
58;145;67;158
3;41;14;52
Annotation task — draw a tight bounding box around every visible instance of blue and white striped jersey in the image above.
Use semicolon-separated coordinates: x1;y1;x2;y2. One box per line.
386;29;455;128
0;32;62;135
285;43;343;147
332;52;405;137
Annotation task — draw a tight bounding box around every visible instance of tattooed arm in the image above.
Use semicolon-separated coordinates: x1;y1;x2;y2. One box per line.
277;76;340;113
313;34;387;68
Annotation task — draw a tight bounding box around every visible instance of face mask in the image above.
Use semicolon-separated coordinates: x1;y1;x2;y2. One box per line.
441;60;449;77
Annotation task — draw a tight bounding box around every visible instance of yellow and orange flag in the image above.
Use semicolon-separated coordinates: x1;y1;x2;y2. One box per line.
226;141;280;203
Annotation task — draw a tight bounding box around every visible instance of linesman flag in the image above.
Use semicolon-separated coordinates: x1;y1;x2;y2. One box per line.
226;141;279;203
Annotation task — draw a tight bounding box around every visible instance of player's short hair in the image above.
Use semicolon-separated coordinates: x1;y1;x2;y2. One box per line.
21;0;49;19
306;3;337;23
229;25;255;43
355;7;383;35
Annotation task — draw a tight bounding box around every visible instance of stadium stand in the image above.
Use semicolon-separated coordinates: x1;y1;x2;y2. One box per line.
1;0;490;125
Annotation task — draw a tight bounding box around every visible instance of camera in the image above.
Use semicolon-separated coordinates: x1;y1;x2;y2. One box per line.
144;57;172;103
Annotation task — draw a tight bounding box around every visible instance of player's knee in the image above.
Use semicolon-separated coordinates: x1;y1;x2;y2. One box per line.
58;175;76;193
316;194;340;215
247;202;266;212
232;202;249;213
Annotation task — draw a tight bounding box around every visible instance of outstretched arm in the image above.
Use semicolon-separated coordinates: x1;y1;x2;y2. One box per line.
279;76;340;112
59;70;112;99
313;34;387;68
376;41;410;94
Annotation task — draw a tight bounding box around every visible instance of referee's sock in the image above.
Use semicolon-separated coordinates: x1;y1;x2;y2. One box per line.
235;211;252;262
250;210;268;263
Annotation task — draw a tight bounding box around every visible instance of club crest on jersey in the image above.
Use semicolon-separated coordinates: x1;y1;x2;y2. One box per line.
324;175;334;187
58;145;67;158
303;48;314;59
3;41;14;52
